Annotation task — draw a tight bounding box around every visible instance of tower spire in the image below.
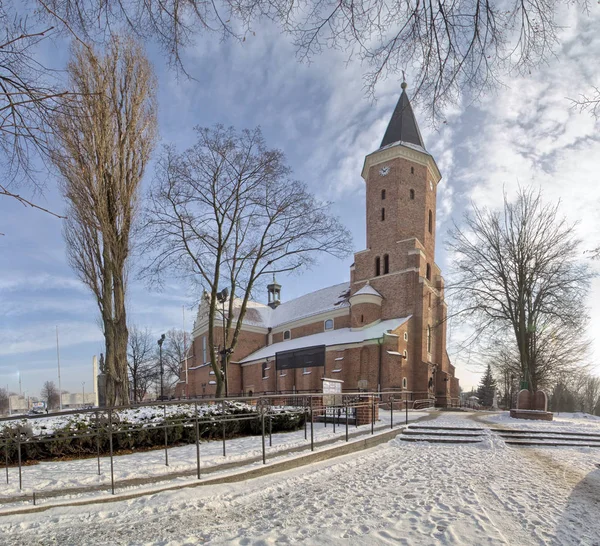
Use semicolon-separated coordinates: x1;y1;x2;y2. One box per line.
380;82;425;150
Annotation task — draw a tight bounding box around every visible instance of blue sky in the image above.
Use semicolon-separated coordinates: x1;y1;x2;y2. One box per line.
1;9;599;397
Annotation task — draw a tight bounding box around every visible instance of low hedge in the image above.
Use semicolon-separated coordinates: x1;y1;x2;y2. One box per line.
0;404;305;465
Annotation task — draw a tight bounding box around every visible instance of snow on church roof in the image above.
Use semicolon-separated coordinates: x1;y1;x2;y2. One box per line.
353;284;382;297
271;282;350;327
239;316;411;364
196;282;351;331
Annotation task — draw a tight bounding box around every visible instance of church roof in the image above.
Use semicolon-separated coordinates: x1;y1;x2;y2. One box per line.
195;282;351;331
353;284;382;297
380;83;426;150
239;316;411;364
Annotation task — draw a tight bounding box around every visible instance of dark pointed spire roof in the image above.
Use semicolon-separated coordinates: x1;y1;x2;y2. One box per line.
380;82;425;150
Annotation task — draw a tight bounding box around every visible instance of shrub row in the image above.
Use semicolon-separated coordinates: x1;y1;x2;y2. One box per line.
0;406;305;465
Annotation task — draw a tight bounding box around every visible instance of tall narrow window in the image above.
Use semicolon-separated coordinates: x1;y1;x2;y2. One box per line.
383;254;389;274
427;326;432;353
262;362;268;379
428;210;433;233
410;189;415;200
375;256;381;276
381;208;385;221
411;167;414;174
426;263;431;280
202;336;207;363
381;189;386;200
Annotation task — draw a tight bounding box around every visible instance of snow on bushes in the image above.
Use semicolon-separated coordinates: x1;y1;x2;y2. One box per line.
0;402;305;465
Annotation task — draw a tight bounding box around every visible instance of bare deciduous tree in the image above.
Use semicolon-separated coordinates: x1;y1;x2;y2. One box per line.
41;380;60;409
51;35;157;406
162;329;188;393
142;125;352;396
0;387;9;414
127;325;158;402
31;0;595;121
448;187;593;392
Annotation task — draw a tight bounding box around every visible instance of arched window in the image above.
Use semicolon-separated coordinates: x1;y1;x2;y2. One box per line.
402;377;408;389
427;326;432;353
381;208;385;221
262;362;268;379
283;330;291;340
428;210;433;233
381;189;386;200
410;189;415;200
404;332;408;341
383;254;389;274
324;319;334;331
375;256;381;276
426;263;431;280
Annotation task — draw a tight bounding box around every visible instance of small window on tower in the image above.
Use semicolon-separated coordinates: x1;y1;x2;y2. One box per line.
426;263;431;281
411;167;414;174
428;293;432;308
427;326;432;353
283;330;291;340
324;319;334;331
381;208;385;221
402;377;408;389
381;189;386;200
375;256;381;276
429;210;433;233
383;254;389;274
361;314;364;323
262;362;268;379
410;189;415;200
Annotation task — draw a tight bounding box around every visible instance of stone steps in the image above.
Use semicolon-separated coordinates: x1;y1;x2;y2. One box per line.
504;440;600;448
494;429;600;439
399;425;485;444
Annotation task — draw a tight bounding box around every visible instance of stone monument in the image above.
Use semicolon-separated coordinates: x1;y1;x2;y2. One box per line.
510;388;553;420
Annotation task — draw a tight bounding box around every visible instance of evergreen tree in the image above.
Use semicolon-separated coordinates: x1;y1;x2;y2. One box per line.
477;364;497;407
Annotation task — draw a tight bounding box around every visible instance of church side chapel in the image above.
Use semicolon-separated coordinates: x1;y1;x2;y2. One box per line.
176;84;460;405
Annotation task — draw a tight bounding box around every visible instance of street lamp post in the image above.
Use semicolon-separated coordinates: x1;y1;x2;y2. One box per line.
158;334;166;400
216;288;230;397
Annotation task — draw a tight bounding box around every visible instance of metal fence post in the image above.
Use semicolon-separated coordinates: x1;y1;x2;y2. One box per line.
163;404;169;467
222;400;226;457
4;441;8;484
304;404;307;440
345;404;349;442
310;397;314;452
95;411;101;475
405;400;408;425
390;395;393;429
371;397;375;435
269;412;272;447
333;408;336;433
17;425;22;490
108;409;115;495
195;402;201;479
261;409;266;464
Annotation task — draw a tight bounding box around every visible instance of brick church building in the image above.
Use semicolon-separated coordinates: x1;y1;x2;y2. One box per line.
176;84;460;406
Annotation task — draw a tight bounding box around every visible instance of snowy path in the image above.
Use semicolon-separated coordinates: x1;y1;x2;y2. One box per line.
2;411;600;545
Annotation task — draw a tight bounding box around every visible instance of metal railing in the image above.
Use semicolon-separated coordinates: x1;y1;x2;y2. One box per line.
0;390;425;504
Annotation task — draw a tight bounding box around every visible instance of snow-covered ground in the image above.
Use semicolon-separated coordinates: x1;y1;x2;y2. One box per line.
2;411;600;545
0;409;426;502
482;411;600;433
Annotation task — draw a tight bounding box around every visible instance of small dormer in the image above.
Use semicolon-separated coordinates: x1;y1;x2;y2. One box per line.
267;275;281;309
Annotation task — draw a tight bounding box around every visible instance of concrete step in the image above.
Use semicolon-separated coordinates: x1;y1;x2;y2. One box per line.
505;440;600;448
494;429;600;439
498;434;600;443
400;436;482;444
402;429;484;437
407;425;485;432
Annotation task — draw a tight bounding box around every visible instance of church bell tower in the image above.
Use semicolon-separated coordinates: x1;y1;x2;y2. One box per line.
351;82;443;320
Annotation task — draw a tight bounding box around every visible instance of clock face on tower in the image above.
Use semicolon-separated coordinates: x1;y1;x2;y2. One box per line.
379;166;390;177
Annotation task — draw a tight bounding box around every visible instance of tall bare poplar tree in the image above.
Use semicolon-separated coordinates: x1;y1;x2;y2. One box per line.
52;36;157;405
142;126;352;396
448;188;592;392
